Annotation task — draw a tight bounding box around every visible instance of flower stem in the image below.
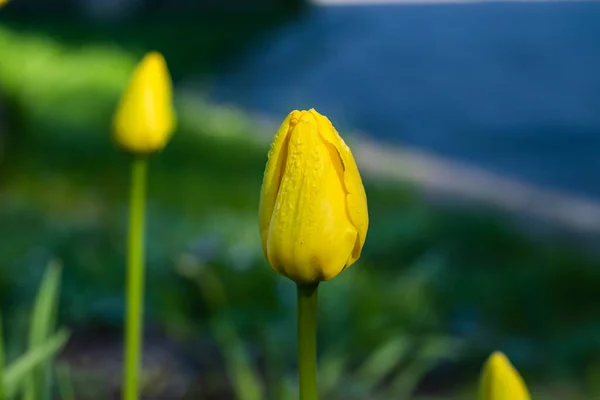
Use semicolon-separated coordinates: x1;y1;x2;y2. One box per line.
123;157;148;400
0;311;5;400
297;283;319;400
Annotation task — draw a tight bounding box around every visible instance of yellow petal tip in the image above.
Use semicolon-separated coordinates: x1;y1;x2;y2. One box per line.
113;51;175;155
487;351;510;368
480;351;531;400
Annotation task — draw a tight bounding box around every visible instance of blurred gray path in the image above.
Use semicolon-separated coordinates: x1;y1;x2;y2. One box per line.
181;92;600;239
313;0;576;5
351;137;600;239
206;1;600;198
201;1;600;238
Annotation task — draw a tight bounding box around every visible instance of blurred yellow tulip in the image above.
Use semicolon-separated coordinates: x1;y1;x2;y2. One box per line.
0;0;8;8
113;51;175;155
259;109;368;284
479;351;531;400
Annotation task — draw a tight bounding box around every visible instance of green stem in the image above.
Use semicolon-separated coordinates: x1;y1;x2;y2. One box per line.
297;284;319;400
123;157;148;400
0;311;5;400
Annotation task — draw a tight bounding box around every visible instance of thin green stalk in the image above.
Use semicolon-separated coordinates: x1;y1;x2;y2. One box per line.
297;284;319;400
123;157;148;400
0;311;5;400
56;364;76;400
25;260;62;400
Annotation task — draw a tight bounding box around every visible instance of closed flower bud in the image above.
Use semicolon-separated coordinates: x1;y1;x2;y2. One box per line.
259;109;368;284
113;51;175;155
479;352;531;400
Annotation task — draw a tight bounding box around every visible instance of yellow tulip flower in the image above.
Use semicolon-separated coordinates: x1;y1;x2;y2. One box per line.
0;0;9;8
479;351;531;400
113;51;176;155
259;109;369;284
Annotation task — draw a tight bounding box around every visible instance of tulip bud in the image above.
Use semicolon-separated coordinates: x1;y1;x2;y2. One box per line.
479;351;531;400
259;109;368;284
113;51;176;155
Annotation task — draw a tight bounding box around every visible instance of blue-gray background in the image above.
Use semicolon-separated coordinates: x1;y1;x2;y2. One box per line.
209;1;600;198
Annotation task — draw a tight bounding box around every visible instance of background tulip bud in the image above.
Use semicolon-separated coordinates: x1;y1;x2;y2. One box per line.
479;351;531;400
259;109;368;284
113;51;176;155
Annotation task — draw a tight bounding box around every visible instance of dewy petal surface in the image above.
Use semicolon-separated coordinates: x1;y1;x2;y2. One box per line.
258;109;368;284
259;111;294;257
310;109;369;266
265;111;356;283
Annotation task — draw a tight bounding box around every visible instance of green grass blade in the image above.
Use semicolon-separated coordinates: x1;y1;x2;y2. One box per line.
380;337;463;399
23;260;63;400
55;364;75;400
3;329;69;399
196;269;264;400
211;317;264;400
318;351;347;396
0;311;5;400
355;336;411;394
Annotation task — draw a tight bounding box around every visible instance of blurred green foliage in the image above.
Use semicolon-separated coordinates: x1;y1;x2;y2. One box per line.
0;16;598;399
1;261;70;400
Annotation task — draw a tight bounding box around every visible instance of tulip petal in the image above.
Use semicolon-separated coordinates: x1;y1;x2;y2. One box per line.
259;109;368;284
266;114;327;282
479;352;531;400
258;111;295;259
310;110;368;266
113;51;175;154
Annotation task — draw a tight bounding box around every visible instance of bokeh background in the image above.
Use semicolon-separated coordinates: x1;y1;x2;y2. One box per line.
2;0;600;398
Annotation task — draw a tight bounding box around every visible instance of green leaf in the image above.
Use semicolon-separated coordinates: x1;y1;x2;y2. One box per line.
55;364;75;400
355;336;411;393
24;260;63;400
380;336;463;399
318;351;347;396
3;329;70;399
0;312;5;400
196;268;264;400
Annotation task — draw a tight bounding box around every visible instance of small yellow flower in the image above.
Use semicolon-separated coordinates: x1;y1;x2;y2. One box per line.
259;109;368;284
479;351;531;400
113;51;175;155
